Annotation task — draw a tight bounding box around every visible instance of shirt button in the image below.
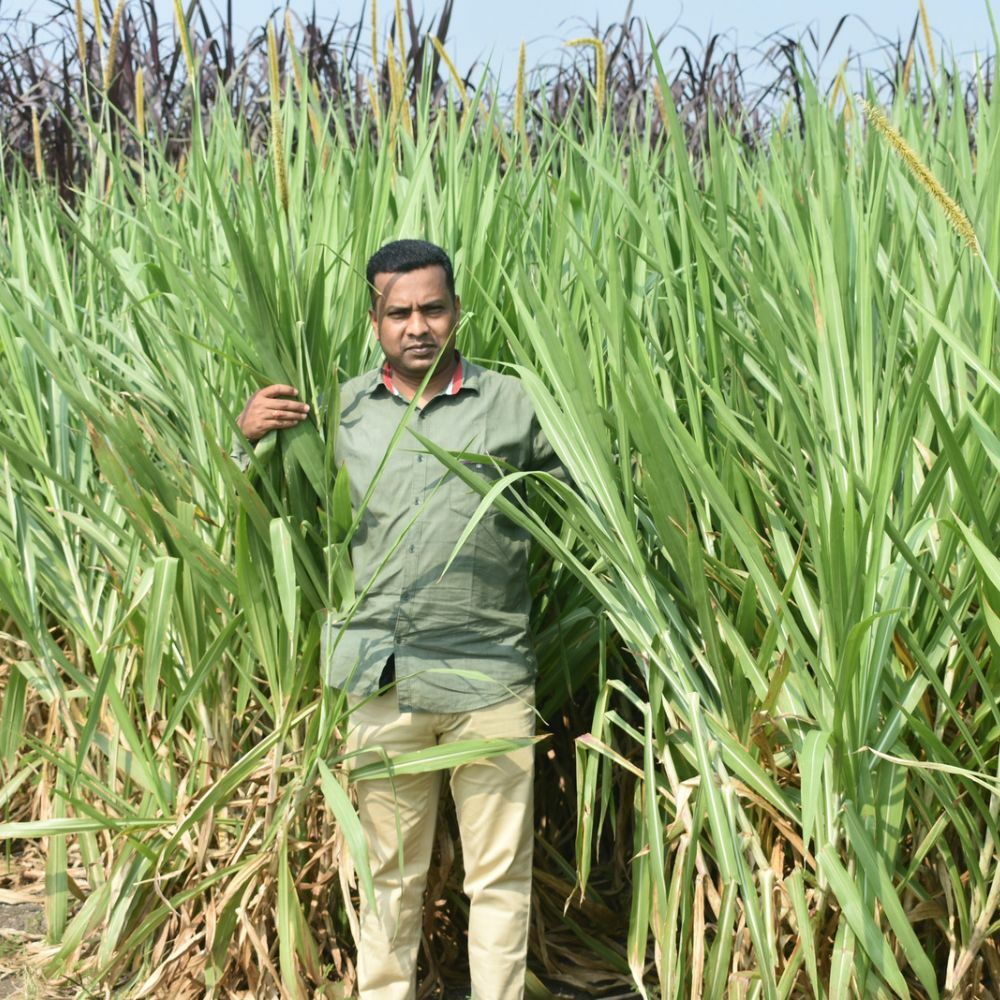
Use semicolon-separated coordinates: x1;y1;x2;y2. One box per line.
408;545;416;553
414;498;421;505
417;456;423;463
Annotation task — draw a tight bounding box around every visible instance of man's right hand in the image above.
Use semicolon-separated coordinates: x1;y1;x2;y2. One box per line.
236;385;311;444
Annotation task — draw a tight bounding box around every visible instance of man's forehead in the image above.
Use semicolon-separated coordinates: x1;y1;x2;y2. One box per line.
371;266;451;302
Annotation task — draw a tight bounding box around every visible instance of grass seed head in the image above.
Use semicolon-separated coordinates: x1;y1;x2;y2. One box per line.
91;0;103;51
566;37;607;120
103;0;125;91
135;66;145;136
31;108;44;181
862;100;978;254
918;0;937;76
172;0;195;85
267;19;289;214
74;0;87;75
515;41;528;158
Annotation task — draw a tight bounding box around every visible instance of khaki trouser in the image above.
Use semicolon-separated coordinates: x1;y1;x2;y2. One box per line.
346;691;536;1000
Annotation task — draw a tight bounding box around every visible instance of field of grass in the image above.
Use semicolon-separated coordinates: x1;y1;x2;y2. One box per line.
1;3;1000;997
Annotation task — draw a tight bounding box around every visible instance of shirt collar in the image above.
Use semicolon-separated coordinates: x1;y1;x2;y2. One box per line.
370;352;479;398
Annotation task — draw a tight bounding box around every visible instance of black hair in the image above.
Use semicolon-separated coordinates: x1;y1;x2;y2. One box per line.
365;239;456;304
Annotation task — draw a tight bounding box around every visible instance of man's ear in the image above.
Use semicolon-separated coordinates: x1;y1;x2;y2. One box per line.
369;307;379;340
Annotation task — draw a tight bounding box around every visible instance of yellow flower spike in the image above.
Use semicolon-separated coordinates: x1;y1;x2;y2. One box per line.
135;66;145;136
74;0;87;75
862;101;978;253
91;0;104;51
428;34;463;100
103;0;125;91
514;41;528;159
918;0;937;76
370;0;378;71
394;0;405;57
267;19;289;214
32;109;44;182
367;78;382;141
172;0;195;86
285;11;304;98
901;39;915;93
566;37;606;120
652;77;669;135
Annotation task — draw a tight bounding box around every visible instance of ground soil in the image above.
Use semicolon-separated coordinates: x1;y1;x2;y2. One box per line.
0;901;46;998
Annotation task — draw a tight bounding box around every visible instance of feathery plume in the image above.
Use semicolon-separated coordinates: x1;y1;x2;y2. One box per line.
514;41;528;158
135;66;145;136
428;35;463;101
367;78;382;141
901;38;915;93
74;0;87;75
285;11;304;97
652;77;669;135
370;0;378;71
136;66;145;197
32;109;44;182
862;101;977;253
394;0;405;59
566;37;607;120
175;152;186;203
103;0;125;91
91;0;104;51
428;34;467;128
918;0;937;76
172;0;195;85
267;19;289;213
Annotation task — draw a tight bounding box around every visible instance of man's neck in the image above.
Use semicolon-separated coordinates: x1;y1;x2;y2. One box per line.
391;351;459;405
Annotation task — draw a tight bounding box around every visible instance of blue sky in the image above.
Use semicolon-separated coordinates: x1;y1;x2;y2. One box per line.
9;1;997;88
225;0;996;86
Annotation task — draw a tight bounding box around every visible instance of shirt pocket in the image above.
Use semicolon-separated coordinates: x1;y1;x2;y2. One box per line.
448;460;531;610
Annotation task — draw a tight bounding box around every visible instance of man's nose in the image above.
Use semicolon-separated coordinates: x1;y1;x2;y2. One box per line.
404;309;428;335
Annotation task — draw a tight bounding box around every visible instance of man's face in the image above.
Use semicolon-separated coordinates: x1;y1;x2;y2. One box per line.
369;266;461;382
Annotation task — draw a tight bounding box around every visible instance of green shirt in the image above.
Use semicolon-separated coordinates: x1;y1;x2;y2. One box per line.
321;358;560;712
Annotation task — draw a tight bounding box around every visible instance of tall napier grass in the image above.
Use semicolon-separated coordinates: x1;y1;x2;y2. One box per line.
2;8;1000;999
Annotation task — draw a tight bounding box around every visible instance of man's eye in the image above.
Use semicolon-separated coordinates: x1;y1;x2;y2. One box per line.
424;306;443;315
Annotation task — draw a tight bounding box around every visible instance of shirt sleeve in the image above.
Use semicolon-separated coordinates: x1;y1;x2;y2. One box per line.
530;413;571;486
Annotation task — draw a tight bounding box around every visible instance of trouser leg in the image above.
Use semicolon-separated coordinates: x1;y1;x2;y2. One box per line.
444;693;536;1000
348;696;442;1000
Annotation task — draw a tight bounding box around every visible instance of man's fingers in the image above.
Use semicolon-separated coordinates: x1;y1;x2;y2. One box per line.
264;400;310;415
257;383;300;399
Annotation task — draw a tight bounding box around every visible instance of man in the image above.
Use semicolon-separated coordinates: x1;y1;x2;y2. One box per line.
237;240;561;1000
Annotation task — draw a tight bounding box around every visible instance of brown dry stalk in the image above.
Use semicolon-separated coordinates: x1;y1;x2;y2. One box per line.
370;0;378;71
862;101;978;253
103;0;125;91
